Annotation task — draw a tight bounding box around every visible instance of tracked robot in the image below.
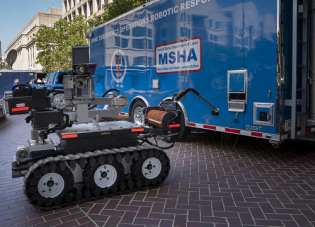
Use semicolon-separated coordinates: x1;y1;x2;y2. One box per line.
1;47;187;210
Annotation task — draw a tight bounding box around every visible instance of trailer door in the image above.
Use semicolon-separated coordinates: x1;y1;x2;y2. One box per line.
184;0;244;130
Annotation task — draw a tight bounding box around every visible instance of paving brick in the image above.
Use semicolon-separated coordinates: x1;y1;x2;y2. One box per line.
159;220;173;227
282;220;299;227
60;212;85;223
121;211;137;223
101;209;124;216
174;214;187;227
254;219;285;226
44;211;70;221
134;217;160;226
88;214;109;222
148;212;174;220
151;202;164;213
136;207;150;218
118;224;145;227
187;222;214;227
33;219;61;227
53;220;78;227
88;204;105;214
76;217;91;224
239;212;255;225
78;221;96;227
104;216;122;227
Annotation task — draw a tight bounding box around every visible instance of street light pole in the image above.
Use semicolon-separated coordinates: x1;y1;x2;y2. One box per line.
0;41;2;70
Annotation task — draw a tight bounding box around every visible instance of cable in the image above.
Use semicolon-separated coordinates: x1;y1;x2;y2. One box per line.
88;88;120;110
138;135;175;150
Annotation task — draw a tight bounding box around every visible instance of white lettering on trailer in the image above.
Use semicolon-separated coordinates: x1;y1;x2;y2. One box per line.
91;0;211;43
155;37;202;74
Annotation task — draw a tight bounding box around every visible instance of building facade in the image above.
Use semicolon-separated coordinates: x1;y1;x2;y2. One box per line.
4;7;62;71
62;0;113;21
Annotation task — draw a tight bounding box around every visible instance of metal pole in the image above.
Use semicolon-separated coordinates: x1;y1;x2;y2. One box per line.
310;0;315;119
291;0;297;139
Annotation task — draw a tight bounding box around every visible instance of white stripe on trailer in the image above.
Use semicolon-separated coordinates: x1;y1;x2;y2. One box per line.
188;122;280;141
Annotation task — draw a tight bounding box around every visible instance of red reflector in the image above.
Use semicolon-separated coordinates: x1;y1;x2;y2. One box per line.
89;65;96;69
287;134;291;138
169;124;180;128
251;132;262;138
120;113;126;115
188;123;196;127
225;128;240;134
132;128;144;132
266;135;272;138
62;134;78;139
306;128;312;134
203;125;216;130
12;107;29;112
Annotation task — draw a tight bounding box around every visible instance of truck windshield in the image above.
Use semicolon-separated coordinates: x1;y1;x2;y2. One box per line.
43;75;50;83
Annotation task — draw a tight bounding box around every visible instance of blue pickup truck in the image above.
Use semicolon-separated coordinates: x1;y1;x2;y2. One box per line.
41;71;68;90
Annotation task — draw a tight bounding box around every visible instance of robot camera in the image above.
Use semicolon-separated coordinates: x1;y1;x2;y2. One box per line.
73;63;97;76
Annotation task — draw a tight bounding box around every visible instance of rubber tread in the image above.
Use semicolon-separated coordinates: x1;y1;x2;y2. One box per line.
23;145;170;210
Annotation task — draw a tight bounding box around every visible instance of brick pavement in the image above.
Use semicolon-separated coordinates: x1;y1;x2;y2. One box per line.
0;115;315;227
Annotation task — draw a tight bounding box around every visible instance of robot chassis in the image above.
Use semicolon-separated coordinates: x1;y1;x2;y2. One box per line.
2;60;185;210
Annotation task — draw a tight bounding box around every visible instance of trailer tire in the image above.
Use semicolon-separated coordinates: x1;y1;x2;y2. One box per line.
131;100;146;125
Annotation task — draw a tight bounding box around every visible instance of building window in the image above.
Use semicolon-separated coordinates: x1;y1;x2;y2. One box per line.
97;0;101;11
64;1;67;12
105;0;108;6
215;21;220;30
78;7;82;15
73;0;75;7
68;0;71;10
83;4;87;18
121;38;129;48
209;20;212;28
115;36;120;46
89;0;93;15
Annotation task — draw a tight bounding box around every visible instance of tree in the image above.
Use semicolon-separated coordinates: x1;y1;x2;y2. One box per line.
89;0;150;27
33;15;93;73
33;1;151;72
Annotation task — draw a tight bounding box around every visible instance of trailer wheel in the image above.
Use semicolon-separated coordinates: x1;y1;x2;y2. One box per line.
131;100;146;125
271;143;281;149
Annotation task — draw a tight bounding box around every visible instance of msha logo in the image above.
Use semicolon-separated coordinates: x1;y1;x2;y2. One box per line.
155;37;202;74
111;49;127;83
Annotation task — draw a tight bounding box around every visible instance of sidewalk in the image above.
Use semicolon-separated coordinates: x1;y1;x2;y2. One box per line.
0;115;315;227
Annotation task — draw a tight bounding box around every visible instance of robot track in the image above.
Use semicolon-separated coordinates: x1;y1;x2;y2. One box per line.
23;145;170;210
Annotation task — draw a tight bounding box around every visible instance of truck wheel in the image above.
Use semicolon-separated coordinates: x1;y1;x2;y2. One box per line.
131;100;146;125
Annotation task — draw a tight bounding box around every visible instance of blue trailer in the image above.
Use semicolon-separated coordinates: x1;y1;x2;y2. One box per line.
88;0;315;147
0;70;42;99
